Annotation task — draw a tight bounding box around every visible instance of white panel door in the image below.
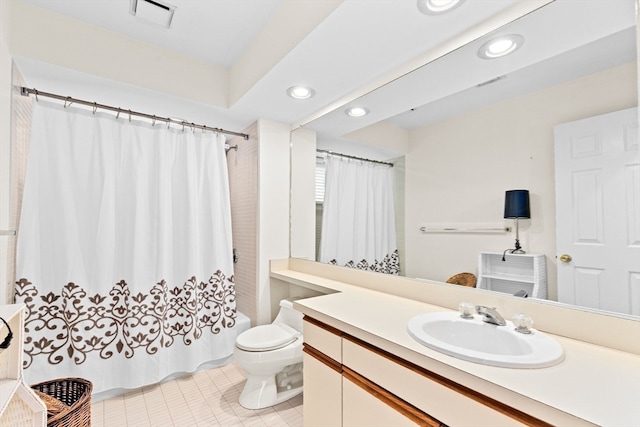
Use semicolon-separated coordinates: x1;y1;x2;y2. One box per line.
555;107;639;315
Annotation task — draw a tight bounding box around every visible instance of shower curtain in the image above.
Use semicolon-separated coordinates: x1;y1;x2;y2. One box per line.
319;154;399;274
14;101;237;394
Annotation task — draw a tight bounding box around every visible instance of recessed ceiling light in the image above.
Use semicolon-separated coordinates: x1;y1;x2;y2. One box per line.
286;86;315;100
130;0;176;28
478;34;525;59
417;0;464;15
345;107;369;117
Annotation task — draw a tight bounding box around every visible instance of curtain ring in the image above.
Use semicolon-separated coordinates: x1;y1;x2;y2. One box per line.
34;89;39;102
116;108;121;120
64;97;71;108
92;102;98;115
128;110;132;122
167;119;171;129
182;122;185;132
191;123;195;133
152;115;156;126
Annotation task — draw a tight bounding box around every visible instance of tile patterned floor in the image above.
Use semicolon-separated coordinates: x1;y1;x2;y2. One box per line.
91;363;303;427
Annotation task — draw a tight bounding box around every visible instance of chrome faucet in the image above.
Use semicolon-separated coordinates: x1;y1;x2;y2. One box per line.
475;306;506;326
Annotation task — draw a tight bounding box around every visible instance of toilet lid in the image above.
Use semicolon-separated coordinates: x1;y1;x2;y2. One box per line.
236;323;300;352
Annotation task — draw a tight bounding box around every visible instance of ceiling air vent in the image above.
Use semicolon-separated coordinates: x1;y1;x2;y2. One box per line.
476;75;507;88
130;0;176;28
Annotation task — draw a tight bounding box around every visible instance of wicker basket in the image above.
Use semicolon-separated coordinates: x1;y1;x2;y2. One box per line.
31;378;92;427
446;272;477;288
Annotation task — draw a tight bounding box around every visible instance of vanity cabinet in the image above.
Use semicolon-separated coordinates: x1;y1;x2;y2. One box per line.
302;319;342;427
477;252;547;299
0;304;46;427
303;317;544;427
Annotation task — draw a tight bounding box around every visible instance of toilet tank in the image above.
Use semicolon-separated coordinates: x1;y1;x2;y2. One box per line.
273;298;304;332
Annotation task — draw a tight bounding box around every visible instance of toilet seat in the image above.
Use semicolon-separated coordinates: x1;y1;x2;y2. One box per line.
236;323;300;352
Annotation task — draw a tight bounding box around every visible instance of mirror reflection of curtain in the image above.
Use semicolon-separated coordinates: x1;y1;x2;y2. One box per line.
320;154;399;274
14;101;237;394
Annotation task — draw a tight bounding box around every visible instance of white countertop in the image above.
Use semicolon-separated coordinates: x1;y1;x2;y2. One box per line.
273;267;640;426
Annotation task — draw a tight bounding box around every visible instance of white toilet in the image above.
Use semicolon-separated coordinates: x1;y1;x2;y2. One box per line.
234;298;304;409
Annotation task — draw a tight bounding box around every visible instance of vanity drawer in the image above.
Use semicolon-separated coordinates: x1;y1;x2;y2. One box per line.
343;374;426;427
342;337;528;427
303;317;342;363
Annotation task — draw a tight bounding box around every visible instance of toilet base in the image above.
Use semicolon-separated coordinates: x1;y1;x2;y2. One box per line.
238;362;303;409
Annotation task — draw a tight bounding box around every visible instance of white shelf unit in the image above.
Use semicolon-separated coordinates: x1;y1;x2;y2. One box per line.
477;252;547;299
0;304;46;427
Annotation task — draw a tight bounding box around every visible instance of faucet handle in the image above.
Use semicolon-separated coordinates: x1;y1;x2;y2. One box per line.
458;301;475;319
513;313;534;334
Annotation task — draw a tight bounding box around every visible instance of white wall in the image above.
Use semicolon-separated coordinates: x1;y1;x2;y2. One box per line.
405;61;637;300
345;120;409;155
290;127;316;260
257;119;291;324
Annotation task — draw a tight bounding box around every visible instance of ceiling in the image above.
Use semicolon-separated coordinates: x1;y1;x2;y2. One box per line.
13;0;637;140
307;0;637;140
13;0;522;132
21;0;285;68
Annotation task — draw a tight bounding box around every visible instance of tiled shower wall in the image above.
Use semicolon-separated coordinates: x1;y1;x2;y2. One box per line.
6;63;31;303
227;122;258;325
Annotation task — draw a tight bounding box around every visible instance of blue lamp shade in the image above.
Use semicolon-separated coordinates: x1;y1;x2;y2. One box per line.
504;190;530;219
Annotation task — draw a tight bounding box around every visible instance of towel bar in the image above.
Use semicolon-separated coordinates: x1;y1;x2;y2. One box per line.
419;226;511;234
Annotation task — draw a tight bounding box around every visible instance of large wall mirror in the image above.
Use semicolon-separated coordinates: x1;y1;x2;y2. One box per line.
289;0;639;318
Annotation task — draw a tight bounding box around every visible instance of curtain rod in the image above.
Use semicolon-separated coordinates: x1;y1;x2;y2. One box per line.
317;149;394;167
20;87;249;140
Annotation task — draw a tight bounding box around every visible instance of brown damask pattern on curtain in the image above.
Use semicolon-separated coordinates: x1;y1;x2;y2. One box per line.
14;272;236;369
329;249;401;275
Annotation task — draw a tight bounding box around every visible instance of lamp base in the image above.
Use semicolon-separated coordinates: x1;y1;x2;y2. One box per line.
510;237;525;254
508;248;526;255
502;247;526;261
502;239;526;261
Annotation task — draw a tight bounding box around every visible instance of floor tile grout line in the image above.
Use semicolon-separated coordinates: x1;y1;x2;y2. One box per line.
91;362;303;427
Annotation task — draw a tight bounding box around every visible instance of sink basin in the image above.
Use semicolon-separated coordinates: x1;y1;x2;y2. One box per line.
407;312;564;368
